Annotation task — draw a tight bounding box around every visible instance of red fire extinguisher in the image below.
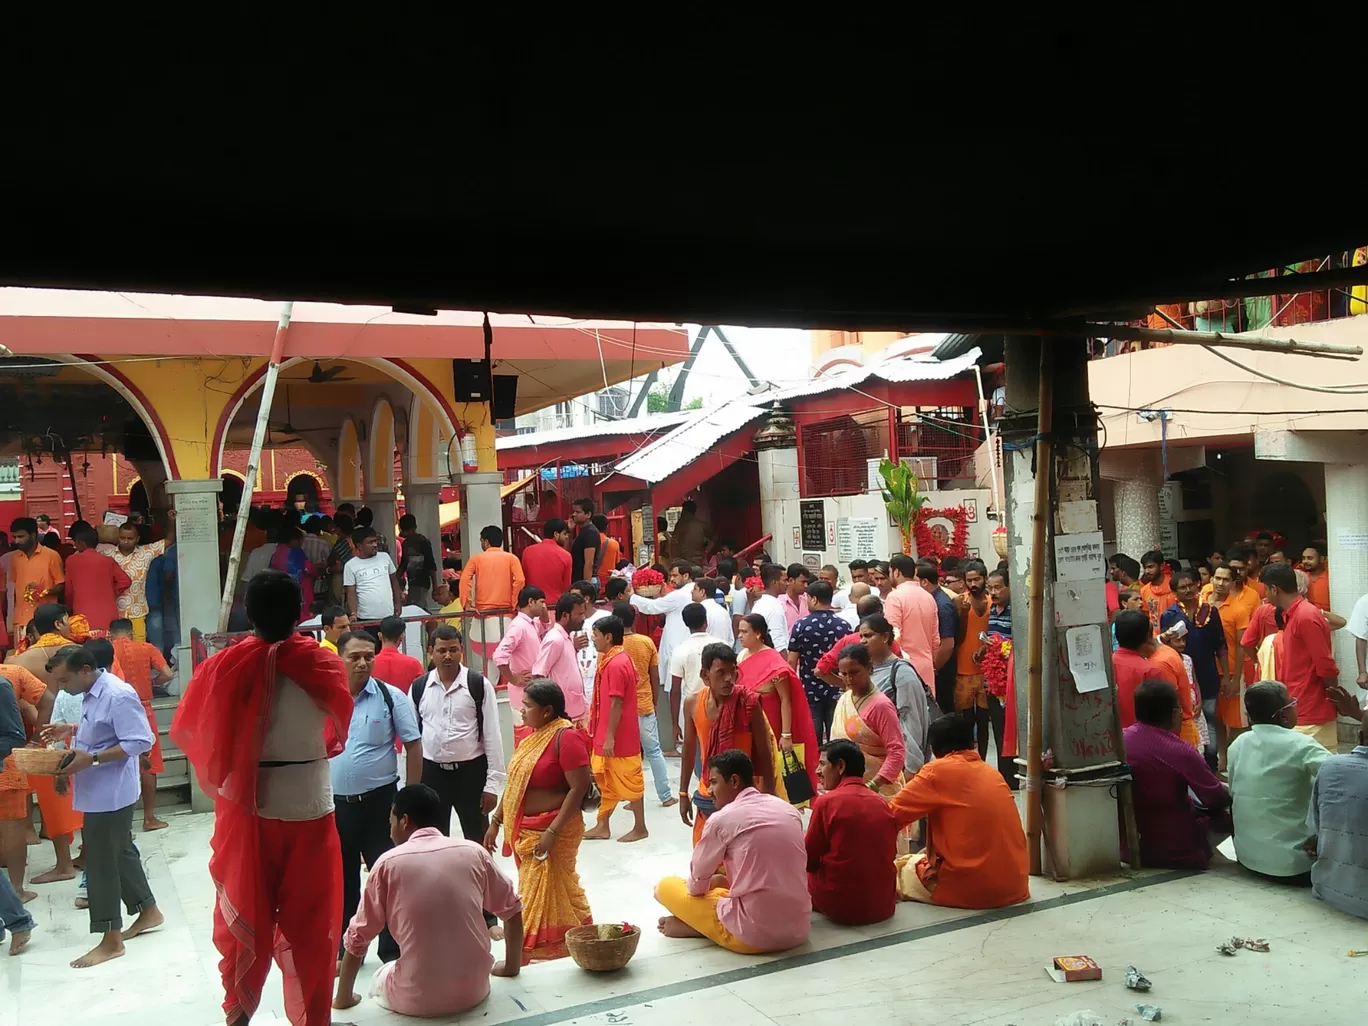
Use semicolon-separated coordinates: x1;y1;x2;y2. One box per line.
460;433;479;472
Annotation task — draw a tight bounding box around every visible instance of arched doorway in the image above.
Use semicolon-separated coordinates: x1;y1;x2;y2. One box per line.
285;473;321;513
220;472;245;514
1251;470;1322;554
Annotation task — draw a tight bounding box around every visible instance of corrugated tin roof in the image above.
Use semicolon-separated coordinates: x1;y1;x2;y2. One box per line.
610;347;984;484
613;403;770;483
496;410;696;451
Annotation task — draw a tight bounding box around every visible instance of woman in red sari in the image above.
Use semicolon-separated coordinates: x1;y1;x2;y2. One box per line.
171;570;352;1026
737;613;819;794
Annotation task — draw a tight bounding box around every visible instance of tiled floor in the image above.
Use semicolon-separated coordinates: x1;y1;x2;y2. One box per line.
3;799;1365;1026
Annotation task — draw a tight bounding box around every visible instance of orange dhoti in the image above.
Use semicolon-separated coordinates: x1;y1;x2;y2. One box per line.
33;774;83;840
590;754;643;821
141;701;164;774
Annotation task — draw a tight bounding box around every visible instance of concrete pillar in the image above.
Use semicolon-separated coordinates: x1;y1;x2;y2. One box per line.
1003;336;1121;879
363;491;397;554
164;477;223;813
456;471;505;563
404;481;443;556
1324;464;1368;714
757;447;799;562
1100;450;1162;557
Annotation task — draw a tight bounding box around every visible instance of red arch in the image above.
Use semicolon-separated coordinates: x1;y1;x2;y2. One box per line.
75;354;180;478
209;357;463;477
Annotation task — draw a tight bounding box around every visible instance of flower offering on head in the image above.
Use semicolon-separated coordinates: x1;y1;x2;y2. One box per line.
743;576;763;590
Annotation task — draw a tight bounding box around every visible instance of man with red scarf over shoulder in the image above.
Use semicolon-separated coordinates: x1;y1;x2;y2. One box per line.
1139;550;1178;633
172;570;353;1026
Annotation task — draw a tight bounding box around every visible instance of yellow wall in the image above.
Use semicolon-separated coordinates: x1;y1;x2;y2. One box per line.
809;330;907;366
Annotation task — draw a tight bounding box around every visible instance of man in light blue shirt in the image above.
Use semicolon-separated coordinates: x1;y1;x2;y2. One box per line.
48;643;159;968
1308;711;1368;919
329;630;422;963
1228;681;1331;883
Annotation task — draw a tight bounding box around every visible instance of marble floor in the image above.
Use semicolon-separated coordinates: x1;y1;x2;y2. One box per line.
3;798;1365;1026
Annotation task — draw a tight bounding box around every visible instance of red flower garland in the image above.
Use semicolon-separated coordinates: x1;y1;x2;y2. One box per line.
980;633;1012;698
631;567;664;588
913;505;971;561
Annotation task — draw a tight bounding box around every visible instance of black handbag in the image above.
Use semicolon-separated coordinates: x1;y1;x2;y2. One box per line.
781;748;815;807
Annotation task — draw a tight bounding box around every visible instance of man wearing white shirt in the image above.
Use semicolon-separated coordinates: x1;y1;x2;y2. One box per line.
839;583;873;629
748;563;791;653
412;626;505;847
820;565;851;611
667;602;726;746
1348;592;1368;689
571;579;611;706
628;560;696;681
693;577;734;645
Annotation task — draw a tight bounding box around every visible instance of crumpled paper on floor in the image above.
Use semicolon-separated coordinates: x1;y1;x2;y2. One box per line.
1124;965;1152;991
1053;1013;1107;1026
1136;1004;1163;1022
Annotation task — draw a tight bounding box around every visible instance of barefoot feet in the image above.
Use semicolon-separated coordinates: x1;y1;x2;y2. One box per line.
617;826;649;842
31;866;76;884
71;934;125;968
656;915;703;939
142;817;169;832
9;930;30;955
121;906;164;941
583;821;611;840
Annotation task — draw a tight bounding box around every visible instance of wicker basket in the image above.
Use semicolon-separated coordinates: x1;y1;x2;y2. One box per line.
634;584;663;599
565;923;641;971
12;747;68;776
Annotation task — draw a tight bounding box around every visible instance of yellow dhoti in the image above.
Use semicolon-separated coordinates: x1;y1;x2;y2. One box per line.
591;753;644;821
653;876;761;954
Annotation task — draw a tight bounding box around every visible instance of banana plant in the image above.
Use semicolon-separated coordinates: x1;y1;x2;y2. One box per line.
877;457;926;555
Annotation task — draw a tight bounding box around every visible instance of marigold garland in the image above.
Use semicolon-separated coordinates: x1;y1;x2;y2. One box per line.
981;633;1012;698
913;505;970;561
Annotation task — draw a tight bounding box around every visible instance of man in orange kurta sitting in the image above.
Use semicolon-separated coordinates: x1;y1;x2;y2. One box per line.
889;715;1029;909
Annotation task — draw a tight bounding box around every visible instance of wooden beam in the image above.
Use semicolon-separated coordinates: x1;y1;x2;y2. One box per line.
1077;323;1363;360
1025;341;1052;878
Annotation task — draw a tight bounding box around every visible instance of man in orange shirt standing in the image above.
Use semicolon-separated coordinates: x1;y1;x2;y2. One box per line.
109;618;175;832
592;514;621;580
458;526;526;685
1204;555;1262;767
1139;549;1177;632
9;517;64;636
888;716;1029;909
1301;541;1330;612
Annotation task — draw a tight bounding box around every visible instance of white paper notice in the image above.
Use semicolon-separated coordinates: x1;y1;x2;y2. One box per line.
1054;531;1105;583
1338;532;1368;552
1065;624;1110;694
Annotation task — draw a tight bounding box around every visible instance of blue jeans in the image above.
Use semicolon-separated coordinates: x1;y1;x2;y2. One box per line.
638;712;673;803
0;873;36;941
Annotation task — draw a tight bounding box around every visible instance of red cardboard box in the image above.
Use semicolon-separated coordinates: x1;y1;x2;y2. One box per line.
1049;955;1103;982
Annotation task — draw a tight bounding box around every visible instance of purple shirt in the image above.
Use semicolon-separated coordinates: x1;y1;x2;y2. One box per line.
1123;721;1229;869
73;671;154;814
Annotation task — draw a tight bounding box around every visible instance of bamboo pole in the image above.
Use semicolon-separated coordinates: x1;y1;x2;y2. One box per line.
1024;342;1053;876
217;301;293;631
1078;323;1362;360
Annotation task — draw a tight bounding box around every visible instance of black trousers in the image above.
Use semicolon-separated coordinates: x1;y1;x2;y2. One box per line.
84;803;155;934
334;782;399;961
807;694;837;745
421;756;494;926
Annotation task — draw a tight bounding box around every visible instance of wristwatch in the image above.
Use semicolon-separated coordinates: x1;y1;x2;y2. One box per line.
91;753;101;767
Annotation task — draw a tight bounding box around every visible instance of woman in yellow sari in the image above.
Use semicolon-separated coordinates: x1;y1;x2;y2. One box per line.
831;643;906;798
484;679;593;963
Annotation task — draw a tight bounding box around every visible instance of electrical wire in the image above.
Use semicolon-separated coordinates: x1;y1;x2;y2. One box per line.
1198;344;1368;394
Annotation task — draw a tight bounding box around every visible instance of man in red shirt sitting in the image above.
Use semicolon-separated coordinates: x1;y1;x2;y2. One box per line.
372;616;425;694
805;739;896;924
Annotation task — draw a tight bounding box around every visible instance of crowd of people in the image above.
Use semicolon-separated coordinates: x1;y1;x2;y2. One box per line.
4;500;1366;1024
1109;536;1368;923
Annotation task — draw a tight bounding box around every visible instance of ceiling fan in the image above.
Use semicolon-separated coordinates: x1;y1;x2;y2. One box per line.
305;361;356;384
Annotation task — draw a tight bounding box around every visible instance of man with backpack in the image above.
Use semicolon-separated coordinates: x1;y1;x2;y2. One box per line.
329;629;422;965
411;626;505;848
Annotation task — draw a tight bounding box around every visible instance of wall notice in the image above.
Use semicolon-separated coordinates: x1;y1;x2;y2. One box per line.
175;492;219;545
800;500;826;550
836;518;855;562
1054;530;1105;583
851;517;880;560
1065;624;1110;694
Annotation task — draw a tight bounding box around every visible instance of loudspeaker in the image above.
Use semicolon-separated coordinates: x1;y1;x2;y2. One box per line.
492;375;518;420
452;358;491;402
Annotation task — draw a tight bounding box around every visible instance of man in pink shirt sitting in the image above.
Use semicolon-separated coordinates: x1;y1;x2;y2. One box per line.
883;553;940;690
655;749;811;954
491;586;548;747
335;783;523;1018
531;593;589;726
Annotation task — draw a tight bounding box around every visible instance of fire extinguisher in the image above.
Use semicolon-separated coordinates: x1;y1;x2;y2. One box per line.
460;433;479;472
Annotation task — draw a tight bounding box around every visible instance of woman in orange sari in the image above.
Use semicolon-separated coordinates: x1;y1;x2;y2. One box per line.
736;614;819;795
830;643;906;797
484;679;593;963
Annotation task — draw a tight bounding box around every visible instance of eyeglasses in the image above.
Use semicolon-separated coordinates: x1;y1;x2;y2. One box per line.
1279;698;1299;712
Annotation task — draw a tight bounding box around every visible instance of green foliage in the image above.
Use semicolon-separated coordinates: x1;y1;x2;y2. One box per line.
877;457;925;554
646;386;702;413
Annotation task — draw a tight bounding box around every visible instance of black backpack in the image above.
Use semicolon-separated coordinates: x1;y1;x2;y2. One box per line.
409;668;486;743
